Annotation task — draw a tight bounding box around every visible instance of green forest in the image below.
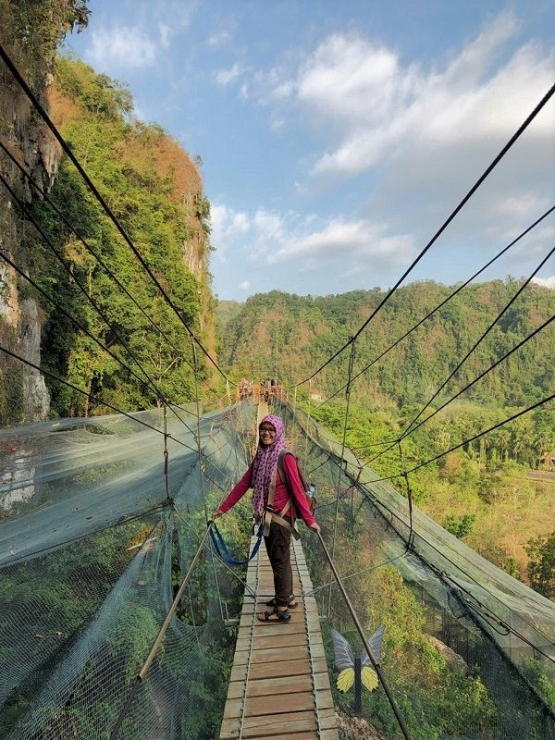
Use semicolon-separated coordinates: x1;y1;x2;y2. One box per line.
217;285;555;595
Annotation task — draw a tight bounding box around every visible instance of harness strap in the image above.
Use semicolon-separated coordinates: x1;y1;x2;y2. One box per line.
210;521;264;565
263;469;300;540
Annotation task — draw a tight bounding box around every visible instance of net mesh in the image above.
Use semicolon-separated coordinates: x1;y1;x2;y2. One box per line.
1;398;554;739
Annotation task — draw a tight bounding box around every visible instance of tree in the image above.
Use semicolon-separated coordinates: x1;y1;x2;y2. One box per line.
526;531;555;598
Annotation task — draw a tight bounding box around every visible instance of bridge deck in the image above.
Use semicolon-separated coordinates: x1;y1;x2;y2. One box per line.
219;536;339;739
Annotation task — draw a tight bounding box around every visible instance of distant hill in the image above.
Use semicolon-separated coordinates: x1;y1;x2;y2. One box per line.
217;280;555;409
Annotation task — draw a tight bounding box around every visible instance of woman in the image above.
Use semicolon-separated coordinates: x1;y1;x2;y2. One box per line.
212;414;320;622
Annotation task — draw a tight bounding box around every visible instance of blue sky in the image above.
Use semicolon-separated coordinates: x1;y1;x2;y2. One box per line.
63;0;555;301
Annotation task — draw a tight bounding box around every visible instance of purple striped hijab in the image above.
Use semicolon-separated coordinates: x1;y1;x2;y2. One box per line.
251;414;286;516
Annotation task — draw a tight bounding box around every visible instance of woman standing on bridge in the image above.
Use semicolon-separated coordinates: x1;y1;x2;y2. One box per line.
212;414;320;623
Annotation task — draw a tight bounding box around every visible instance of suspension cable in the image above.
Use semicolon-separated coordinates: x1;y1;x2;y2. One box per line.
317;531;411;739
0;343;197;450
297;81;555;386
0;41;233;385
396;242;555;443
0;171;202;438
366;392;555;483
367;310;555;467
319;204;555;406
0;138;196;374
338;467;555;665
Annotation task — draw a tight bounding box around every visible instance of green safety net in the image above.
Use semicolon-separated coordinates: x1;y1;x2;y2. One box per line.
1;399;554;739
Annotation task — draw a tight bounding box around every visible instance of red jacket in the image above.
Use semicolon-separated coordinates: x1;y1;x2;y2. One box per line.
219;452;316;527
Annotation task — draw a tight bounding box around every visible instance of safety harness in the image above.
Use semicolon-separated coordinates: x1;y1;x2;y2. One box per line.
263;451;301;540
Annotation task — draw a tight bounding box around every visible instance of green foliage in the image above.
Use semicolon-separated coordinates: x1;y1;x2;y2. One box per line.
526;531;555;598
218;282;555;415
520;656;555;709
22;57;210;416
320;564;497;739
0;328;25;425
443;512;476;538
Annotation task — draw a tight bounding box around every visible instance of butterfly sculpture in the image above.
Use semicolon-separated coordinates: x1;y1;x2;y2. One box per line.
330;625;385;693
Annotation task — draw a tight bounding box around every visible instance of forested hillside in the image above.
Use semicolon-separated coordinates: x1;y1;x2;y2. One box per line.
218;282;555;592
35;57;215;415
219;281;554;410
0;0;90;423
2;47;216;418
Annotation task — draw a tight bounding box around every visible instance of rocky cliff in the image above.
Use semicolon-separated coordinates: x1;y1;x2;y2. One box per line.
0;0;89;423
1;1;218;422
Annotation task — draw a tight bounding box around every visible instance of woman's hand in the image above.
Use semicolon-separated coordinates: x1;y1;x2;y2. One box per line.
309;522;321;533
212;509;223;520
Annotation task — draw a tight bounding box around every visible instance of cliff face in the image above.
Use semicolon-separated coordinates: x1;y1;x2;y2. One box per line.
0;0;89;423
1;3;218;421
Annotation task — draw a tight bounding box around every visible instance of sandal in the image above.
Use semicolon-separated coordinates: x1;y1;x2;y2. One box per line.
265;595;298;609
257;608;291;623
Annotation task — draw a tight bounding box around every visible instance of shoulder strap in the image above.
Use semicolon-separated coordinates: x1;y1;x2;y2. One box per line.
263;451;300;540
277;449;295;484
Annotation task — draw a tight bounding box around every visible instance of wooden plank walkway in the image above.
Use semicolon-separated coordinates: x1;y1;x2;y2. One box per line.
219;535;339;740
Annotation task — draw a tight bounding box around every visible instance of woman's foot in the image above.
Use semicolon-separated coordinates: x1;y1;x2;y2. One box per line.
257;607;291;622
265;595;297;608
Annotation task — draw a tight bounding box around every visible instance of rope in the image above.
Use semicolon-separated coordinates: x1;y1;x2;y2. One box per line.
0;41;233;385
0;138;196;374
0;343;195;450
396;241;555;443
316;531;412;739
319;202;555;407
209;521;264;566
369;391;555;482
296;81;555;386
0;173;199;439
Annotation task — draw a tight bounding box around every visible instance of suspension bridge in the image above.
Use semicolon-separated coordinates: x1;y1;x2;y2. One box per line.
1;29;555;740
1;398;554;740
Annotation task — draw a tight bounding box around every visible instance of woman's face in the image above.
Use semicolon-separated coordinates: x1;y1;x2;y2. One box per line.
259;423;276;446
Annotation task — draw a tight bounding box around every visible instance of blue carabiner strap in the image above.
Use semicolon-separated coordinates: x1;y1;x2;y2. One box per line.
210;521;264;566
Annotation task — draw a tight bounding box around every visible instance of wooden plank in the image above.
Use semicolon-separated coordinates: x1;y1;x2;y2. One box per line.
220;721;319;740
220;535;339;740
249;658;311;680
319;730;340;740
237;632;308;651
313;689;335;711
249;734;318;740
226;674;312;699
249;646;311;663
242;710;317;736
245;691;316;717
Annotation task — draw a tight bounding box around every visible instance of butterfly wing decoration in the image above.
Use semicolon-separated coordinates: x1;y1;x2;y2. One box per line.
337;667;355;693
359;624;385;693
330;628;355;669
331;626;385;694
360;624;385;667
361;666;379;691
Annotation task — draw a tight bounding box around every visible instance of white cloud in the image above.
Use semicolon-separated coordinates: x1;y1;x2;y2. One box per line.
159;23;171;48
257;11;553;183
214;63;244;86
210;204;251;263
87;26;157;70
239;281;251;291
271;219;415;268
208;30;232;47
210;202;415;276
531;276;555;289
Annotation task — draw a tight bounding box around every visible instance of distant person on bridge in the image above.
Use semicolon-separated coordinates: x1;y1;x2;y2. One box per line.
212;414;320;623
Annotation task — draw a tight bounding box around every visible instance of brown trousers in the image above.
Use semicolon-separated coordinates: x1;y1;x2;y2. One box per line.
264;519;293;606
